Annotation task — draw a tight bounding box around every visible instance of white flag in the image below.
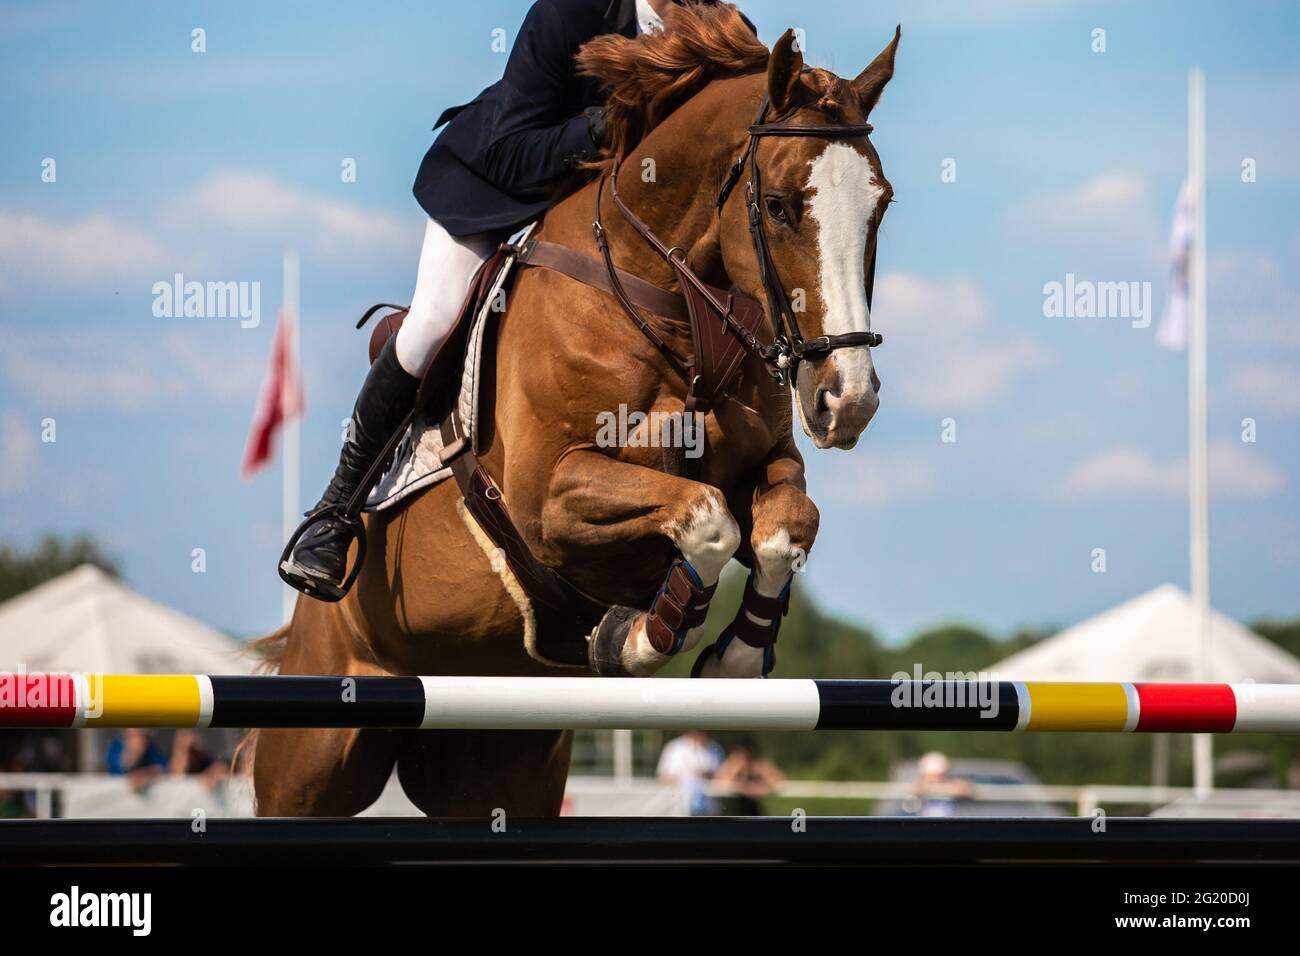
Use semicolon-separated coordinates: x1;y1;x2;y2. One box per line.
1156;180;1193;350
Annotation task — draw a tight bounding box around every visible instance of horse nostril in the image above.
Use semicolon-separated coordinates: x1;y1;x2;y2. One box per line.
870;369;881;394
816;387;831;416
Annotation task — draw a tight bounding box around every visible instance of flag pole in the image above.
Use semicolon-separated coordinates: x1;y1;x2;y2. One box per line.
282;251;302;625
1187;68;1213;798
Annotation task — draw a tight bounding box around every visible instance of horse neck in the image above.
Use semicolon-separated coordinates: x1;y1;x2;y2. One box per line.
547;73;762;293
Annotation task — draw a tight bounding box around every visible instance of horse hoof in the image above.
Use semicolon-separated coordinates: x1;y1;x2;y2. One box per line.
690;642;721;678
690;637;772;678
588;605;640;676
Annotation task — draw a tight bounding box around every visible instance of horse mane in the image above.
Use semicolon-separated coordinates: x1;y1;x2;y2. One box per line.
575;2;769;169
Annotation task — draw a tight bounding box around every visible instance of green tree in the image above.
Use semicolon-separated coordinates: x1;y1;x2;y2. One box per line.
1251;618;1300;662
0;535;119;604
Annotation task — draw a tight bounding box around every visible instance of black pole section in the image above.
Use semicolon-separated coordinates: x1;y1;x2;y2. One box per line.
2;817;1298;865
209;676;426;728
814;680;1021;730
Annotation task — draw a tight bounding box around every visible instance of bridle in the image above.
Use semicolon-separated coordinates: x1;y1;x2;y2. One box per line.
594;91;882;388
727;93;883;380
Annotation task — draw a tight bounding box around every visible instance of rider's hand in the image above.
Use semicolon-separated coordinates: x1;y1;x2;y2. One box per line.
584;106;610;148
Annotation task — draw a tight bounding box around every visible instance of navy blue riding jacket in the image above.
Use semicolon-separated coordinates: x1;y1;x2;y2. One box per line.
413;0;754;237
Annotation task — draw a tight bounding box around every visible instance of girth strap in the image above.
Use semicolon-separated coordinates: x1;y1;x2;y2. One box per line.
438;410;604;664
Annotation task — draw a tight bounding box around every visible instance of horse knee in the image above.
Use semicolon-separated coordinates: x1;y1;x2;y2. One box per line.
667;487;741;585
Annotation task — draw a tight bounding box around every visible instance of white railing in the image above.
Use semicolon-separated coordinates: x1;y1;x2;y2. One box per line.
708;779;1300;817
3;772;1297;819
0;772;683;819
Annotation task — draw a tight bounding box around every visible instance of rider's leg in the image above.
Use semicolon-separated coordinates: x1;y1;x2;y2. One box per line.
395;220;499;376
281;218;497;594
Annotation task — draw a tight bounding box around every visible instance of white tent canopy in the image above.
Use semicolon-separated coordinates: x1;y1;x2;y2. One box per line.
0;564;255;675
992;583;1300;684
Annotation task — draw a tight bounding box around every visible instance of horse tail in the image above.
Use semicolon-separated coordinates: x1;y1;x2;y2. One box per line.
233;622;291;787
246;622;290;674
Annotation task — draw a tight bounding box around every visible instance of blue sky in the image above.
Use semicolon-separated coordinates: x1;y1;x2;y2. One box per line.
1;0;1297;644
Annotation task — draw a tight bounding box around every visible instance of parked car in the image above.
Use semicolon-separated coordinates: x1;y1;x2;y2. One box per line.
876;757;1067;816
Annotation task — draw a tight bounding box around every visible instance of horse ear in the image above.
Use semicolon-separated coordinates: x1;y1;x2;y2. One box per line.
767;29;804;114
853;25;900;115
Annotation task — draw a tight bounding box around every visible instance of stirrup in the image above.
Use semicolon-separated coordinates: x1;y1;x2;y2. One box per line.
277;406;417;603
277;503;368;603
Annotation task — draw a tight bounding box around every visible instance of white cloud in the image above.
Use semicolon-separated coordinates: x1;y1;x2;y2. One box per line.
1002;172;1162;268
881;0;1078;25
1;331;263;414
3;340;159;413
1212;71;1300;187
1055;442;1285;499
161;333;264;402
822;448;938;505
1225;362;1300;415
0;211;166;290
876;271;1052;411
1006;172;1148;231
1095;369;1149;405
0;413;38;496
1209;442;1287;497
1210;249;1300;351
1056;445;1184;497
178;171;413;256
0;172;417;296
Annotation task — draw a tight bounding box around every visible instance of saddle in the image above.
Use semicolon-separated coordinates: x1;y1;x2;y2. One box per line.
357;225;762;667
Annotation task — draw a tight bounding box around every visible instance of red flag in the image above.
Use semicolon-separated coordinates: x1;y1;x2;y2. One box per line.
241;311;304;479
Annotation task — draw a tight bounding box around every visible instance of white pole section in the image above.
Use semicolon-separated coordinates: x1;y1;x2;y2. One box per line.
418;677;823;730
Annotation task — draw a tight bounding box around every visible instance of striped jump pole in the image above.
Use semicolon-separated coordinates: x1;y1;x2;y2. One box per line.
2;673;1299;732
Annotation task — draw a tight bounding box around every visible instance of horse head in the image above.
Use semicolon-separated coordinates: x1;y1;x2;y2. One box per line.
719;27;899;450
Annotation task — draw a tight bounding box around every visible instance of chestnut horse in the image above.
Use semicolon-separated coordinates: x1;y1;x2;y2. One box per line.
252;5;898;817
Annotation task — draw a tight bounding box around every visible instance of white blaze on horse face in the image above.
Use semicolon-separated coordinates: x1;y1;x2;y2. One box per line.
805;142;885;399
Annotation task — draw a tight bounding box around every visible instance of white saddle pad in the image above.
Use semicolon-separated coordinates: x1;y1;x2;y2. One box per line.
364;225;532;512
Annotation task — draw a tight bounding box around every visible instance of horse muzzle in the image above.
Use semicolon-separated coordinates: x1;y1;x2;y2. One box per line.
804;362;880;449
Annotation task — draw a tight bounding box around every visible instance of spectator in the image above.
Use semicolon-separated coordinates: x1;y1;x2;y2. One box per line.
714;738;785;815
106;729;167;792
913;751;972;817
0;752;29;818
169;730;230;791
656;730;724;816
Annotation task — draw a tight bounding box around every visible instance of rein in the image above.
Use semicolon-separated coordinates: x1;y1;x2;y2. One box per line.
594;92;883;388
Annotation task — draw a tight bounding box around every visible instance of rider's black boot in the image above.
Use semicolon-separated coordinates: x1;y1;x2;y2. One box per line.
279;336;421;599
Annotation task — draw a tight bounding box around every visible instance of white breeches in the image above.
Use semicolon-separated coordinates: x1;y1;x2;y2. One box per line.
393;218;498;376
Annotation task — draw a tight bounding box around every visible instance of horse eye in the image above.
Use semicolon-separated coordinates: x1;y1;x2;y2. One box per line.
765;196;788;225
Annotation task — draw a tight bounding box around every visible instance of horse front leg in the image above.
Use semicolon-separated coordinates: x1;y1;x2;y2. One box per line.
693;450;819;678
539;449;741;677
